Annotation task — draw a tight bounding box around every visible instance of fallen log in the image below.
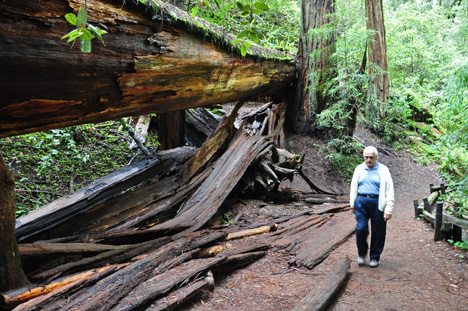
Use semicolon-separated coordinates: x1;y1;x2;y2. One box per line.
19;242;124;275
113;257;227;311
196;242;269;259
197;244;232;258
290;215;355;269
76;162;211;237
292;257;350;311
271;215;327;238
185;108;222;147
270;215;317;237
18;242;122;259
114;250;267;311
312;203;350;214
30;236;171;284
269;216;329;250
8;264;126;311
304;198;349;204
151;131;270;238
225;224;278;241
0;0;295;139
146;272;215;311
102;169;211;234
181;101;244;183
252;202;349;230
15;147;196;243
39;231;225;311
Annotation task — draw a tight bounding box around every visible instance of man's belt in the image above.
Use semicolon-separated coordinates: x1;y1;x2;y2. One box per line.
358;193;379;198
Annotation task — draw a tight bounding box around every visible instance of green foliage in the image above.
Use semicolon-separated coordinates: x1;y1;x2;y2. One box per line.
314;1;376;140
378;2;468;208
192;0;271;56
191;0;300;54
447;238;468;251
62;7;107;53
319;138;363;178
34;128;89;174
219;213;234;224
0;121;145;217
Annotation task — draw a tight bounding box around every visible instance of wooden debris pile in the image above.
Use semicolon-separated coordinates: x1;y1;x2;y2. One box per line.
5;102;353;311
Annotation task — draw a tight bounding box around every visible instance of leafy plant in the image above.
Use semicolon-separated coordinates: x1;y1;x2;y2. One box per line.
219;213;234;224
34;128;89;174
319;138;363;178
229;1;269;56
0;121;137;216
62;7;107;53
447;239;468;251
190;0;298;55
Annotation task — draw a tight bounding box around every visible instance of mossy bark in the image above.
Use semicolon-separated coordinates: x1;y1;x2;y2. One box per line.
0;156;30;292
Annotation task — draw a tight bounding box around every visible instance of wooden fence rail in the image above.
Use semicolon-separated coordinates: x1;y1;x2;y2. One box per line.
414;183;468;242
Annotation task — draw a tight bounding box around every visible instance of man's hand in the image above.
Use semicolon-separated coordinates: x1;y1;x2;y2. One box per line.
350;207;355;214
384;211;392;221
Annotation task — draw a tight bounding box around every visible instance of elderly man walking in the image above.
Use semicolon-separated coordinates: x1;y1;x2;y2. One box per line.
350;146;394;268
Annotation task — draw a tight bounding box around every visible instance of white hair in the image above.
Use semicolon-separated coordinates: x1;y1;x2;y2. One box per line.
363;146;379;159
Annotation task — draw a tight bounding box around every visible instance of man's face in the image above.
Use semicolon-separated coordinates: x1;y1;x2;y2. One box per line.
364;150;377;169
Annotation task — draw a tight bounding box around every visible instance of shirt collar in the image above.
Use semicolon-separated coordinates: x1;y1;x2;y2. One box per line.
364;162;379;171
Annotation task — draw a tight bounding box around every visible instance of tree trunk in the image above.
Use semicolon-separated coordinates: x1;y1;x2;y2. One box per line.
289;0;335;134
157;111;186;150
365;0;389;124
292;257;350;311
15;147;196;243
0;156;30;292
289;215;355;269
0;0;295;139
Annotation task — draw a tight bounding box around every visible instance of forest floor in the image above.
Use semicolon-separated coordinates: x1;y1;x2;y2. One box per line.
5;112;468;310
180;126;468;311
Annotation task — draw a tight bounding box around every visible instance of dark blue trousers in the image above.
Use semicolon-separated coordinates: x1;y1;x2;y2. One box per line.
354;195;387;261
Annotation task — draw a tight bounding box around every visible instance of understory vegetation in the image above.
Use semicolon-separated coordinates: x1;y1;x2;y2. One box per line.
0;122;156;217
1;0;467;217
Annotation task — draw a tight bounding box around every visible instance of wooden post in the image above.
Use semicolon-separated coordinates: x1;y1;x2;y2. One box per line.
413;200;420;218
440;183;446;195
429;183;434;193
451;203;463;242
423;197;432;213
434;201;443;241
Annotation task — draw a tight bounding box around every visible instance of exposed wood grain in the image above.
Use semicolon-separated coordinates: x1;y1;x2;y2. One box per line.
15;147;196;243
0;0;295;138
18;243;122;259
292;257;350;311
1;265;123;310
290;216;355;269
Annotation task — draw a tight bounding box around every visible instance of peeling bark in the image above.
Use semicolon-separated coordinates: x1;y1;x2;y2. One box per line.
0;0;295;138
0;156;30;292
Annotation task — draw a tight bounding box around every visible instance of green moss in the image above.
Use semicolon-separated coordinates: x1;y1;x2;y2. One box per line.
143;0;293;61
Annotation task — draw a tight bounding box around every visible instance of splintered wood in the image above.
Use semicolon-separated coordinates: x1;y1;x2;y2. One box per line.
7;103;352;310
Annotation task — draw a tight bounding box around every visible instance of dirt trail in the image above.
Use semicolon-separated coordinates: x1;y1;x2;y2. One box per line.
329;132;468;310
182;128;468;311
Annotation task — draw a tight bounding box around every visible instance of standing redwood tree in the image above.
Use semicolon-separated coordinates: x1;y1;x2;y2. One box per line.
365;0;389;124
289;0;335;134
0;156;30;292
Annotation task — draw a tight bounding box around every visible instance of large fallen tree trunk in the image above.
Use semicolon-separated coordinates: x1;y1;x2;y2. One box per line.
1;265;125;310
15;146;197;243
289;214;355;269
0;0;295;138
292;257;350;311
151;131;271;238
